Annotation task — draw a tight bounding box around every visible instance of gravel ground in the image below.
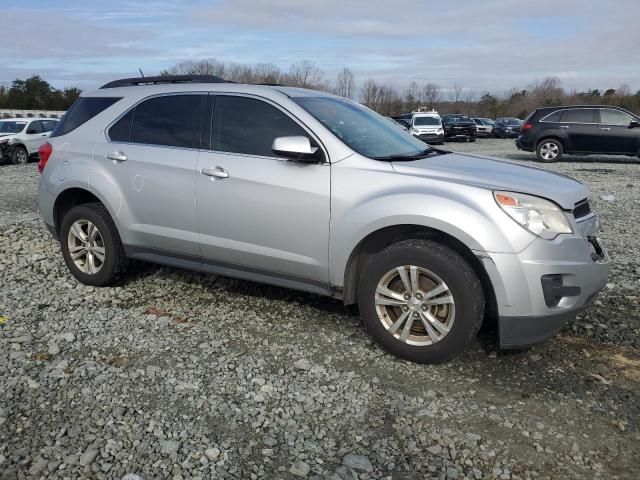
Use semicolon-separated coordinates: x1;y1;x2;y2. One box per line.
1;140;639;480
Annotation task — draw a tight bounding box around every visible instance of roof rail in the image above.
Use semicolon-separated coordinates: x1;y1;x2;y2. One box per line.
100;75;230;89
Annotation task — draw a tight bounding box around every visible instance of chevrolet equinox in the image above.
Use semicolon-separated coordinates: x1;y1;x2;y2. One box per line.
38;75;610;363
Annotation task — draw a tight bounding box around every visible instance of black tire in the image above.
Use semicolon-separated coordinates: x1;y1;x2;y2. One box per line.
469;137;476;143
60;203;128;286
536;138;563;162
11;145;29;165
357;239;484;364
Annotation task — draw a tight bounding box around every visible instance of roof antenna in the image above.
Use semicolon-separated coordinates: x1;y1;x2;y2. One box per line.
138;68;145;78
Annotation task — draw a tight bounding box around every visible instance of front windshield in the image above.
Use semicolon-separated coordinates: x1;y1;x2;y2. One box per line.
413;116;441;126
504;119;521;125
0;121;26;133
482;118;495;125
444;115;471;122
293;97;428;159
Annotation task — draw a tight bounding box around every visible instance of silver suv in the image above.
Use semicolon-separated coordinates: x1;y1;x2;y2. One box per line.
38;75;610;363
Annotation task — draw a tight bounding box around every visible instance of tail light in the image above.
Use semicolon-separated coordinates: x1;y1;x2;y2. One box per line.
521;122;533;133
38;142;53;174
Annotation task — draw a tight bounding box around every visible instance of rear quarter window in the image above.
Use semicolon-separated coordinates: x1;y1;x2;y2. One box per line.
541;110;563;122
50;97;121;137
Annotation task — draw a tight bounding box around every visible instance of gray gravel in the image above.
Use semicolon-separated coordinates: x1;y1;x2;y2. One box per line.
1;141;639;479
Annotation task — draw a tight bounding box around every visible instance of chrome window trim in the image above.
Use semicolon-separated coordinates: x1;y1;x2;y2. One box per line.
539;108;598;125
104;91;330;163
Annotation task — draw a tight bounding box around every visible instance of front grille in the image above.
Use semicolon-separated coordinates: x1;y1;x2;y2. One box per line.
573;199;591;219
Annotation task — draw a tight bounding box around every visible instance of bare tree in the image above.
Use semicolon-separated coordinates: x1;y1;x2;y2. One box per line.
451;83;464;103
361;78;379;108
161;58;226;77
422;83;441;109
285;60;323;88
253;63;282;84
403;82;421;111
335;67;355;98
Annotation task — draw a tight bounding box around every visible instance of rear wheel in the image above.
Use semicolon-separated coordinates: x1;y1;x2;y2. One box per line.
60;203;128;286
536;139;563;162
357;239;484;363
11;146;28;165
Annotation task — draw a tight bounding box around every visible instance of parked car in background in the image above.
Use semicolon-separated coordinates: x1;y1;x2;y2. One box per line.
0;118;59;164
517;105;640;162
38;75;609;363
473;118;493;137
386;117;409;131
409;111;444;144
441;114;477;142
493;118;523;138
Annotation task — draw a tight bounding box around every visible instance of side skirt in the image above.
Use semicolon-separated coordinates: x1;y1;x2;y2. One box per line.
124;245;335;298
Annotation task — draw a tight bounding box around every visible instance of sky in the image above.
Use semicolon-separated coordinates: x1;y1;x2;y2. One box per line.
1;0;639;96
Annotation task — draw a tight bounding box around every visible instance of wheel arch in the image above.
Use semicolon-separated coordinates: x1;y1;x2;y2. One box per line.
53;187;117;238
341;224;498;325
535;134;567;150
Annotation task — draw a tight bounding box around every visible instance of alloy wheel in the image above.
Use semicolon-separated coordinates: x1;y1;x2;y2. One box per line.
539;142;560;160
15;149;28;165
374;265;455;346
67;219;105;274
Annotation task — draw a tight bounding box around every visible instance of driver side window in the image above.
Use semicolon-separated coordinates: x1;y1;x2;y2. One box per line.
211;95;311;158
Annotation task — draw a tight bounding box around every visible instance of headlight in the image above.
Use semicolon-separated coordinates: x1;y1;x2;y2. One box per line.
410;127;419;135
436;128;443;134
494;191;573;239
0;138;8;145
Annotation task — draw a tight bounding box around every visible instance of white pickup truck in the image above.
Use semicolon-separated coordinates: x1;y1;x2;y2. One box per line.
0;118;59;164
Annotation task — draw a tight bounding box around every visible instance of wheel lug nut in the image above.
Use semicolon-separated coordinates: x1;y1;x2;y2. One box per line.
413;313;419;318
422;305;427;311
404;294;410;300
402;306;408;311
416;293;423;300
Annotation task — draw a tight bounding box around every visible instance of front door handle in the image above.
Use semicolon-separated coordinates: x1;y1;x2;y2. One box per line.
559;125;570;129
106;151;127;162
600;127;611;131
200;167;229;179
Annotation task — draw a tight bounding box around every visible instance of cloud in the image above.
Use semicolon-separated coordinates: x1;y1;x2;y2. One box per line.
0;0;638;93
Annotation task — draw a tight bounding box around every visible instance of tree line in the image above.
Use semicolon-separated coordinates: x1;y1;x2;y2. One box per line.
0;76;81;110
3;61;640;119
161;58;640;118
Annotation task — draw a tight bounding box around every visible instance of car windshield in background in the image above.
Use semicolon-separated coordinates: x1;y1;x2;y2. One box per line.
0;121;26;133
504;119;521;125
481;118;495;125
444;115;472;122
293;97;428;159
414;117;441;126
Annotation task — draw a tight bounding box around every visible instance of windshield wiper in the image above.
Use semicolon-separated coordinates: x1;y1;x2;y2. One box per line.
373;147;446;161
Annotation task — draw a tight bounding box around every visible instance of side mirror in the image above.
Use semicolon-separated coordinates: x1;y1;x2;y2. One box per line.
271;136;321;162
629;120;640;129
27;129;38;134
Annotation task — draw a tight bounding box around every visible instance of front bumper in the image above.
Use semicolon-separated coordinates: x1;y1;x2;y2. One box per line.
444;129;475;140
478;228;610;348
414;133;444;143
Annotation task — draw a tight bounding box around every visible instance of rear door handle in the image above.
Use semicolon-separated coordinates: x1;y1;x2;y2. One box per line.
559;125;570;129
106;151;127;162
600;127;611;131
200;167;229;179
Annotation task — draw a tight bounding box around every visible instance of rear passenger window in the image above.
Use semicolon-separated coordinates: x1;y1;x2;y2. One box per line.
129;95;206;149
212;96;308;157
560;109;595;123
51;97;121;137
541;110;562;122
108;109;135;143
599;109;633;126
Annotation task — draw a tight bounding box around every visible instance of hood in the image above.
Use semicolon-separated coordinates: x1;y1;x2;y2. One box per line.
392;152;588;209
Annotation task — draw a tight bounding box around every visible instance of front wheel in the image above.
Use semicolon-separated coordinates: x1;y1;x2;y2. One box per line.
60;203;128;286
357;239;484;363
11;146;29;165
536;139;563;162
